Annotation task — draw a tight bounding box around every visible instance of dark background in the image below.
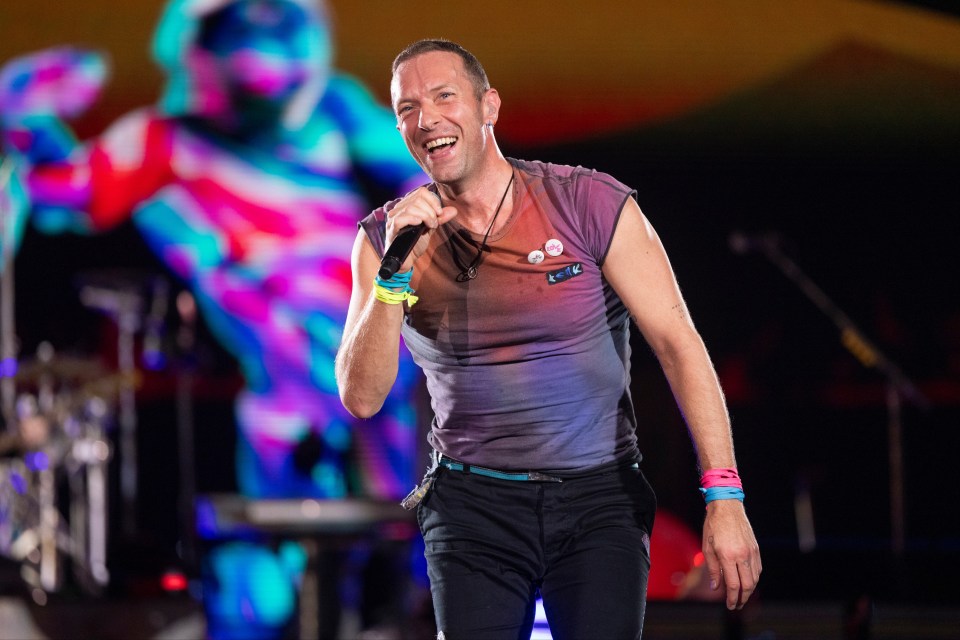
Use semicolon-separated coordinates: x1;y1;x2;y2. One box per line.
2;0;959;612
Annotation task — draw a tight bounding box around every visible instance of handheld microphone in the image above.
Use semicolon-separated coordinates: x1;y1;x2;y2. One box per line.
378;189;442;279
378;223;425;280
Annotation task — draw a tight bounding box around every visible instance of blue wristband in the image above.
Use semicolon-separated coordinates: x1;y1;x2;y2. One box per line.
700;486;745;504
376;268;413;289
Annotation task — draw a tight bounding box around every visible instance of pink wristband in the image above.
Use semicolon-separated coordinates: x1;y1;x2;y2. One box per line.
700;467;742;490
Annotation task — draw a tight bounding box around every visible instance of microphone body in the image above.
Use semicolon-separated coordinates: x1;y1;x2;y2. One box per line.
378;223;425;280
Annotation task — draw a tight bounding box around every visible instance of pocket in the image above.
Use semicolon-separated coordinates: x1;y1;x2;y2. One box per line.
415;467;446;536
416;500;427;536
632;468;657;534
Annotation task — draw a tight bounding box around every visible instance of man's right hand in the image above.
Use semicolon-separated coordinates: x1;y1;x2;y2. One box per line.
383;187;457;273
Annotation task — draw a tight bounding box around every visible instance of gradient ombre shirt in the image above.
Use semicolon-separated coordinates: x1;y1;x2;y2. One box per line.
362;159;641;471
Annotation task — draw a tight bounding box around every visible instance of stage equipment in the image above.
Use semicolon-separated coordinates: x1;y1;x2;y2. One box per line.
196;494;416;640
0;354;114;596
76;269;168;536
730;230;929;555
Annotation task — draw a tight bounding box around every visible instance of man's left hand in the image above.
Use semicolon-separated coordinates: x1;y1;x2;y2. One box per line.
702;499;762;610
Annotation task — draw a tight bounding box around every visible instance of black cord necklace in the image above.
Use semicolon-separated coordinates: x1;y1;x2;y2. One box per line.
452;172;514;282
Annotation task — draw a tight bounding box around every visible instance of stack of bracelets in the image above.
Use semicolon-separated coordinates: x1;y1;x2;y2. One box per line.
374;268;418;306
699;468;745;505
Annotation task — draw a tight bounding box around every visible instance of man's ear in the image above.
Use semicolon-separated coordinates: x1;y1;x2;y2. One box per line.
483;88;501;126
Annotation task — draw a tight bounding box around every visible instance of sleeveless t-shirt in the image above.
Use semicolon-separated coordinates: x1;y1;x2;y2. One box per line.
360;158;640;472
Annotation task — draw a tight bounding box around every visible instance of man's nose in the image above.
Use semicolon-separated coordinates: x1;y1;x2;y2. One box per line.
418;102;440;130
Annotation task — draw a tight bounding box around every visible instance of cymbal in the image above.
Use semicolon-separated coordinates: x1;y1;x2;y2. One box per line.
14;355;110;384
75;268;170;317
74;268;163;294
79;371;141;400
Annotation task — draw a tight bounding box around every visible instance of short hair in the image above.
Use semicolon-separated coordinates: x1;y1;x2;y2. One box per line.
392;39;490;100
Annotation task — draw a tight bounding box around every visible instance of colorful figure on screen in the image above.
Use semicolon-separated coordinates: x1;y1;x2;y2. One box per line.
1;0;426;636
1;0;424;500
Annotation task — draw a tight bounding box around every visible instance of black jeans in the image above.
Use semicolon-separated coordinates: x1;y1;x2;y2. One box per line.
417;460;656;640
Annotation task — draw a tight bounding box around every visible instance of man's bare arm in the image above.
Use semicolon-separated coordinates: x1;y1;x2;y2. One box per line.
602;198;762;610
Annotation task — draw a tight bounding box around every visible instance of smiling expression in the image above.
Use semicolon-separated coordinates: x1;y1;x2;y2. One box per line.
391;51;498;187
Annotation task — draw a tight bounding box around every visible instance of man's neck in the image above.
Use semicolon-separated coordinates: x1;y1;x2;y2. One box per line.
438;158;514;233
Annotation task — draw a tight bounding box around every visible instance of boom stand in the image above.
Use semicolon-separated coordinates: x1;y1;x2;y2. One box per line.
741;235;929;556
78;281;143;537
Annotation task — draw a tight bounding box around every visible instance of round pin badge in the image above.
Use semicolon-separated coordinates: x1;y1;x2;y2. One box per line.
527;249;545;264
544;239;564;257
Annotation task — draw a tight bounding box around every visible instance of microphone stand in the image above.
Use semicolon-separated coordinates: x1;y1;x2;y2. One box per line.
737;234;929;556
78;278;144;537
174;290;198;573
0;156;18;431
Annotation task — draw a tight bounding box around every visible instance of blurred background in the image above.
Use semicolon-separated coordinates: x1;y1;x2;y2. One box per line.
1;0;958;638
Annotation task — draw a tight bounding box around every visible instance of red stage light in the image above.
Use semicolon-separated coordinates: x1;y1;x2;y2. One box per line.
160;570;188;592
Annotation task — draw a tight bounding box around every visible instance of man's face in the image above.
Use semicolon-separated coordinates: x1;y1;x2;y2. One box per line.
391;51;494;185
199;0;317;102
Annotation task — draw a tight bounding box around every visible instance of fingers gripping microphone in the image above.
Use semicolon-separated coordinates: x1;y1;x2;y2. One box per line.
378;189;441;280
378;223;425;280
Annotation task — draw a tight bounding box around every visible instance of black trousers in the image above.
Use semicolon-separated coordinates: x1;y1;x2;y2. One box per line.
417;460;656;640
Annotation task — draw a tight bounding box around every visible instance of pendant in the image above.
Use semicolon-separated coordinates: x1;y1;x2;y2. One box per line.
456;266;478;282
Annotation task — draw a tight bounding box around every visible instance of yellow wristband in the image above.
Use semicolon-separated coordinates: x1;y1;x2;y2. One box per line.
373;282;418;307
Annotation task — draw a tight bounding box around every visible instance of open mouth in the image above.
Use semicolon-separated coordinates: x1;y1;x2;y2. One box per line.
425;137;457;154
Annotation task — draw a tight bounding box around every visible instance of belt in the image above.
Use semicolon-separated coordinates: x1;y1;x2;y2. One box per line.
433;452;563;483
